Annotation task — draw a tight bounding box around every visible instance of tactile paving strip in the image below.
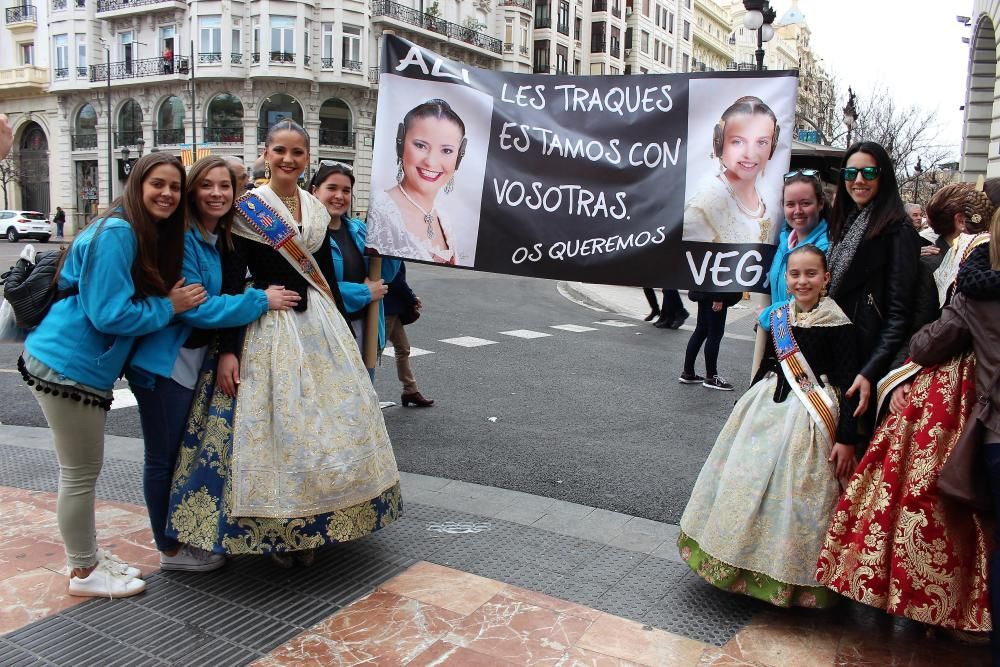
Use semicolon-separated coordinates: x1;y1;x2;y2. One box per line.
0;442;758;657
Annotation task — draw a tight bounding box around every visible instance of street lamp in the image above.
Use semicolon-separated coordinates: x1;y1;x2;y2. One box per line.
136;136;145;158
913;157;924;204
842;87;858;147
121;145;131;178
742;1;776;71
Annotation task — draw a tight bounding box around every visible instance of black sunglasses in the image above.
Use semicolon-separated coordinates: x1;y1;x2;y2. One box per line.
783;169;820;181
840;166;880;182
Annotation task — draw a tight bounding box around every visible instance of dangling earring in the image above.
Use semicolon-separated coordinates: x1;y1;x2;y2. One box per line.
444;178;454;195
396;160;403;184
264;161;271;180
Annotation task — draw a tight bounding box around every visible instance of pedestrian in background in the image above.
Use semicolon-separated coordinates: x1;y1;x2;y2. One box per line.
53;206;66;239
679;290;741;390
223;156;249;192
0;113;13;160
384;263;433;407
679;245;859;608
652;289;688;329
18;153;206;598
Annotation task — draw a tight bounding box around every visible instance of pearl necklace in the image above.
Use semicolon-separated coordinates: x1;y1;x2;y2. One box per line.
398;185;436;239
721;175;766;218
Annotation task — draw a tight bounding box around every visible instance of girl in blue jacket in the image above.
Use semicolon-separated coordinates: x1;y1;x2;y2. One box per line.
309;162;399;376
19;153;207;598
128;157;300;573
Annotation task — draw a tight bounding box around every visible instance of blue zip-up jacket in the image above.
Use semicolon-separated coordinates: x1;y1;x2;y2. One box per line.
24;217;175;390
329;215;400;350
128;227;269;384
758;219;830;330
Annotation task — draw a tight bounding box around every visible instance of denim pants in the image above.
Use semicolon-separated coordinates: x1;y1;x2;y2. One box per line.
982;442;1000;666
133;377;195;552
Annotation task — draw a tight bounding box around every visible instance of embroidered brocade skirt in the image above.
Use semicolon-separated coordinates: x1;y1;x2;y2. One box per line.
816;352;992;632
679;374;841;608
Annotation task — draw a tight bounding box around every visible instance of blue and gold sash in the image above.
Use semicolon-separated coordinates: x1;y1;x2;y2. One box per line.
771;302;839;447
235;192;336;303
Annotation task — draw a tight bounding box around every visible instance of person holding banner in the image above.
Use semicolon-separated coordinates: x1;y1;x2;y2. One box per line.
165;120;401;569
679;245;860;608
757;170;830;331
368;99;467;265
683;96;778;245
308;160;399;370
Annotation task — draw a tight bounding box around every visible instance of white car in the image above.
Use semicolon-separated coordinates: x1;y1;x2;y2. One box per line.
0;210;52;243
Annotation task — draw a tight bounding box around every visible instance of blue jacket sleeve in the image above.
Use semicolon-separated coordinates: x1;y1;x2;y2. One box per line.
380;257;401;283
340;281;373;313
176;240;269;328
77;225;174;336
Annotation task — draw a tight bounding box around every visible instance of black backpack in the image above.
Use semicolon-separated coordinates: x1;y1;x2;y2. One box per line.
1;248;77;330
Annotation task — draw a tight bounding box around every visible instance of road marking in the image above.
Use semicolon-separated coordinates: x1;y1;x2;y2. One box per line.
111;387;137;410
594;319;637;328
383;346;434;358
439;336;499;348
550;324;598;333
500;329;552;339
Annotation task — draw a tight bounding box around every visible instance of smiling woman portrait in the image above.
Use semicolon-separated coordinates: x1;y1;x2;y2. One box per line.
367;98;468;265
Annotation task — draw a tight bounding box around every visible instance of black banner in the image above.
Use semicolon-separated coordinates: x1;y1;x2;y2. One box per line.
366;35;798;292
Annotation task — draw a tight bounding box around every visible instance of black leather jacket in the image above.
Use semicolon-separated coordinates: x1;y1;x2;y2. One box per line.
830;217;921;383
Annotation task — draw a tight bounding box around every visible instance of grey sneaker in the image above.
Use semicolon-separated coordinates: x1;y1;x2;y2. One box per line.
160;545;226;572
678;372;704;384
703;375;734;391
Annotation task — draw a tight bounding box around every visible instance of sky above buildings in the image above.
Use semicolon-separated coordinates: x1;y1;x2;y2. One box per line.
773;0;973;162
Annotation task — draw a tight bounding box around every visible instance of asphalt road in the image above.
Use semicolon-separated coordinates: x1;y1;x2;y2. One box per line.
0;254;755;524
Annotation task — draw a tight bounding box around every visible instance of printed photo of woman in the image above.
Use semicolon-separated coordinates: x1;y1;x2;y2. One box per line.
367;99;468;265
683;95;780;245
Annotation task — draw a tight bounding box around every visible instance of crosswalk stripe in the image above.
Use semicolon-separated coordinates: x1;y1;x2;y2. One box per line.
111;387;137;410
499;329;552;339
550;324;598;333
439;336;499;348
594;319;637;328
383;346;434;358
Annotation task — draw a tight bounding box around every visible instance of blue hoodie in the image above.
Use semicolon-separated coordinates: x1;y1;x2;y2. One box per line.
758;219;830;330
127;227;269;385
24;218;174;390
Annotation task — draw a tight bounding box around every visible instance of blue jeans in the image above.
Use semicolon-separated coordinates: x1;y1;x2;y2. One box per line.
133;377;195;552
982;442;1000;666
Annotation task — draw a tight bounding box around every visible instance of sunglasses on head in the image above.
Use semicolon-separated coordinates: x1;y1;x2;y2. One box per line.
783;169;820;181
319;160;353;171
841;166;880;182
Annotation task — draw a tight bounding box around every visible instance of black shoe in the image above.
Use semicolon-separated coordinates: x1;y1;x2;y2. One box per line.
644;308;660;322
678;372;704;384
653;311;674;328
667;310;690;330
703;375;734;391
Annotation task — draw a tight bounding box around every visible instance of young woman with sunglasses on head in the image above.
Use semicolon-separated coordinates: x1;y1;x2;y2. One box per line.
18;153;207;598
817;184;995;637
679;245;860;608
127;156;300;573
308;161;399;376
757;169;830;331
823;142;921;438
164;121;401;569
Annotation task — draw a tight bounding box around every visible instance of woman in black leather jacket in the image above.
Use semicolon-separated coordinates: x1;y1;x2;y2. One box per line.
826;141;920;435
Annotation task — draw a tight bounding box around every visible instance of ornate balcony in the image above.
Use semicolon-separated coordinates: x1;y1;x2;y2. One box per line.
71;133;97;150
322;57;334;68
54;67;69;79
198;52;222;64
371;0;502;55
96;0;184;16
154;128;184;145
76;66;87;77
269;51;295;64
591;39;606;54
51;0;65;10
499;0;532;9
114;130;143;147
534;16;550;28
204;126;243;144
89;55;190;82
5;4;37;31
319;129;355;148
230;52;242;65
368;67;379;84
343;59;362;72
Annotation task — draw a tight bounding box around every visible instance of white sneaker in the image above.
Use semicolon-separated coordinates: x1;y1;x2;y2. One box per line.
159;544;226;572
97;548;141;579
68;560;146;598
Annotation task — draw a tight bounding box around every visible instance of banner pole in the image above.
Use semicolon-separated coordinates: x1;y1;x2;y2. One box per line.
363;257;382;370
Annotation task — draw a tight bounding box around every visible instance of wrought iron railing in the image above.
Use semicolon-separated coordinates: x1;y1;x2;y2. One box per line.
519;45;529;55
368;67;379;84
343;59;362;71
534;16;550;28
611;44;620;58
532;64;549;74
97;0;173;11
304;55;310;65
71;133;97;150
269;51;294;63
204;126;243;144
54;67;69;79
114;130;143;147
591;0;606;10
371;0;502;54
76;66;87;77
557;21;569;35
5;4;37;23
154;128;184;145
90;55;189;81
319;129;355;148
198;52;222;64
322;57;334;68
251;52;260;63
499;0;532;8
51;0;66;10
230;52;242;64
591;39;606;53
503;42;513;53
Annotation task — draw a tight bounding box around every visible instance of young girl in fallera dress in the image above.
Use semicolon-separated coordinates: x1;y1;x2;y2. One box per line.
678;245;860;608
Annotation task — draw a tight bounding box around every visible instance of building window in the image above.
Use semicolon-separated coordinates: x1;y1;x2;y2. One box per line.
200;16;222;55
232;24;242;58
159;25;175;60
610;66;619;74
505;18;513;47
556;45;568;74
322;23;334;64
610;26;620;57
557;1;569;35
76;34;87;76
683;19;690;41
271;16;295;59
520;20;529;47
342;25;362;65
54;35;69;77
252;17;260;57
641;30;649;53
533;39;550;73
682;53;688;71
589;62;604;75
21;42;35;66
642;0;649;17
667;45;673;67
574;58;580;74
534;1;550;29
574;16;582;40
668;12;674;33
